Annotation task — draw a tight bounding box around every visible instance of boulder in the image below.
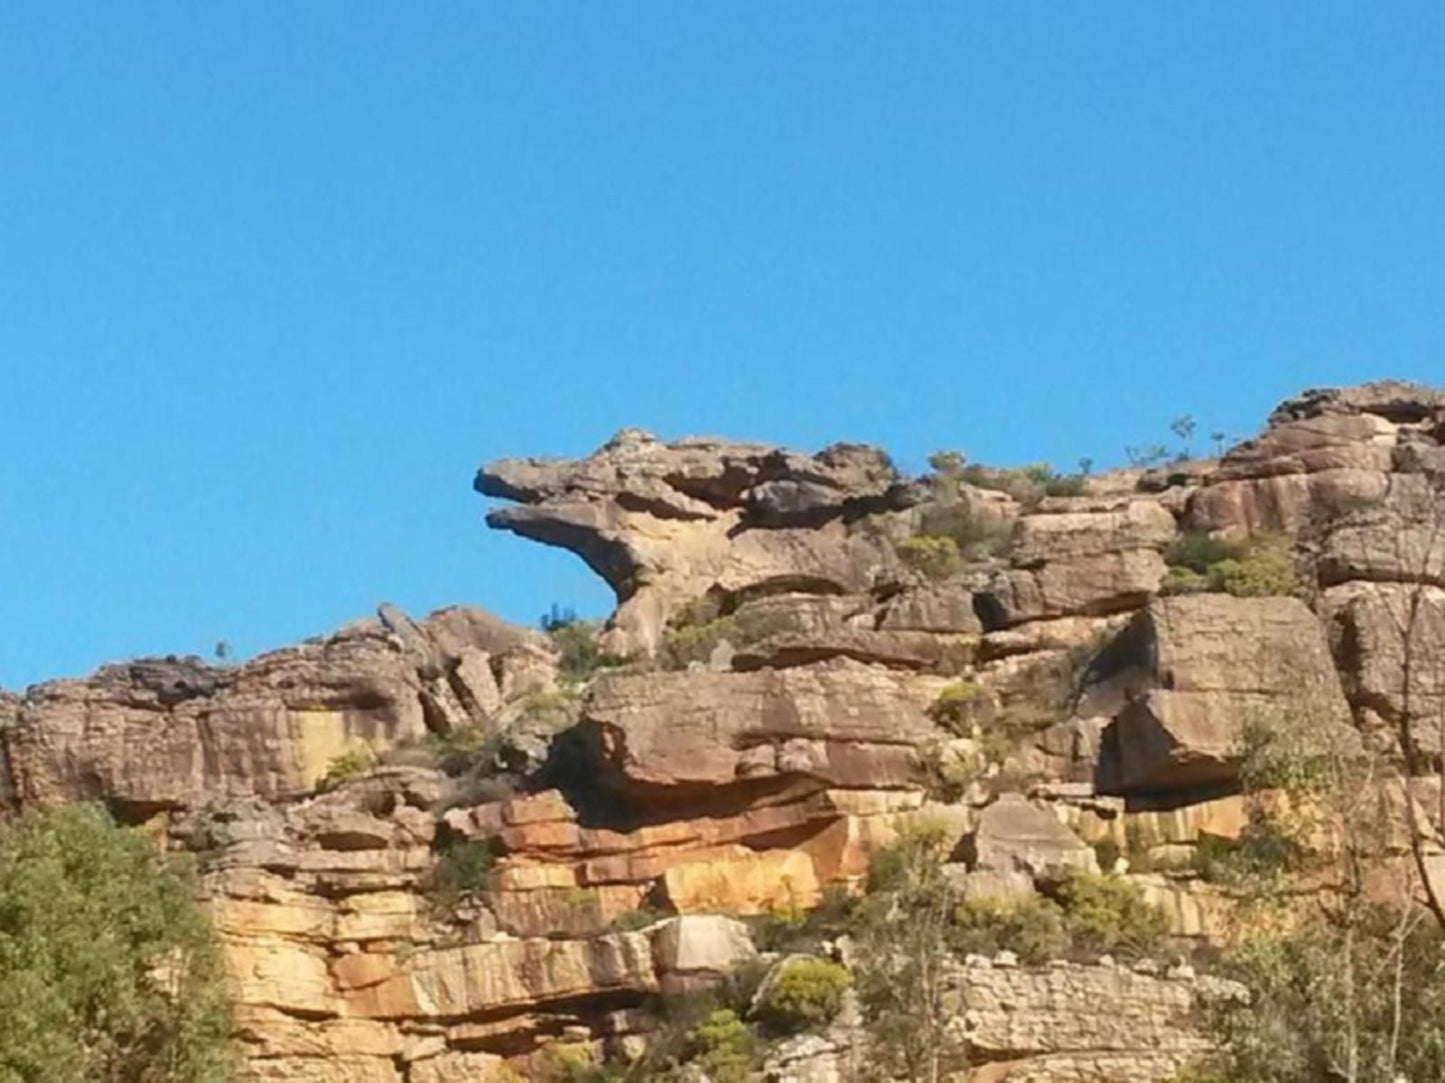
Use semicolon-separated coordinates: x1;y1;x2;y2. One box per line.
970;794;1095;880
1093;595;1352;795
1321;580;1445;749
651;914;757;995
979;550;1166;628
580;660;944;792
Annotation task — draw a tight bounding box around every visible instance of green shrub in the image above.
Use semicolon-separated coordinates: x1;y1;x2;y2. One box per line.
1162;533;1303;598
1052;871;1169;960
1191;910;1445;1083
609;905;671;933
1165;532;1247;574
547;618;625;684
1161;565;1211;595
1192;818;1305;889
928;450;967;476
915;503;1015;560
658;607;796;670
1209;538;1302;598
0;804;233;1083
1043;474;1088;497
960;462;1057;507
687;1008;757;1083
951;894;1070;964
896;534;963;580
748;887;857;954
514;687;581;727
660;614;743;668
426;833;500;912
755;957;851;1032
425;725;498;776
320;745;376;789
920;738;982;803
927;680;990;735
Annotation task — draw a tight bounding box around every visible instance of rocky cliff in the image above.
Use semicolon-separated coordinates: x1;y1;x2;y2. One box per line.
4;379;1445;1081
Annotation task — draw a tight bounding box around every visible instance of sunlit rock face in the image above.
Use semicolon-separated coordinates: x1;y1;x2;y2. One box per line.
7;379;1445;1080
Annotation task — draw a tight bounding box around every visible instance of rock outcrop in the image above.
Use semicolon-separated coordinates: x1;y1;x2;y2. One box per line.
1091;594;1353;796
476;431;912;657
0;606;545;815
9;379;1445;1081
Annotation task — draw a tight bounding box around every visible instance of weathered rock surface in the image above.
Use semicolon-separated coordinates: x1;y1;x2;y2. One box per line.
1093;594;1352;795
961;962;1234;1082
11;379;1445;1081
970;793;1096;880
579;659;945;793
1187;380;1444;537
1322;580;1445;749
477;431;912;656
976;501;1174;628
0;606;546;813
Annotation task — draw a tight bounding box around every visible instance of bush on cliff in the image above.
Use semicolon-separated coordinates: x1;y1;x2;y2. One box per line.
1162;532;1303;598
542;607;626;684
319;744;376;789
1189;910;1445;1083
0;803;233;1083
895;534;964;580
754;957;851;1033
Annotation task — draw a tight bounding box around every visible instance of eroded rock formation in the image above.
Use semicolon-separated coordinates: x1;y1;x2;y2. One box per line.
6;379;1445;1081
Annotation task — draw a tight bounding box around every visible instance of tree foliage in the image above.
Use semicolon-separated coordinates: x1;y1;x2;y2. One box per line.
851;824;967;1083
0;804;233;1083
1193;910;1445;1083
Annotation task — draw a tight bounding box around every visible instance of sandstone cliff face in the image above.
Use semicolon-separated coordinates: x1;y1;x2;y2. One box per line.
7;379;1445;1081
0;605;540;814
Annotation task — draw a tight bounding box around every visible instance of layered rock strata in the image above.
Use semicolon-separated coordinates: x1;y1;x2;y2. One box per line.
5;380;1445;1080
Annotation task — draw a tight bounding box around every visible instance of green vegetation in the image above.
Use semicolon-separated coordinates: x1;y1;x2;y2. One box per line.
319;744;377;789
920;737;983;803
922;634;1111;802
746;886;856;954
574;960;770;1082
514;686;582;727
425;832;500;913
960;461;1056;506
896;533;964;580
927;453;1089;503
542;605;626;684
425;725;499;776
851;824;968;1082
1043;474;1088;497
951;893;1069;964
753;957;851;1033
1190;912;1445;1083
658;605;796;670
927;680;990;735
685;1008;758;1083
951;871;1168;964
1179;688;1445;1082
0;804;233;1083
1162;532;1303;598
927;450;966;476
609;905;672;933
1052;870;1169;960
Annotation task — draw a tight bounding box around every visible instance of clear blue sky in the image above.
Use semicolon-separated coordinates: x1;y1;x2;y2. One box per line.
2;4;1442;688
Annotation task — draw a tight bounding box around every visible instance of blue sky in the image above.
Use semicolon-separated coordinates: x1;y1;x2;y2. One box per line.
2;4;1442;688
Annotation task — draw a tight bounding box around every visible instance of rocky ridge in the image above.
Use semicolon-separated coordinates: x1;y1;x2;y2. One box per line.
3;379;1445;1081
